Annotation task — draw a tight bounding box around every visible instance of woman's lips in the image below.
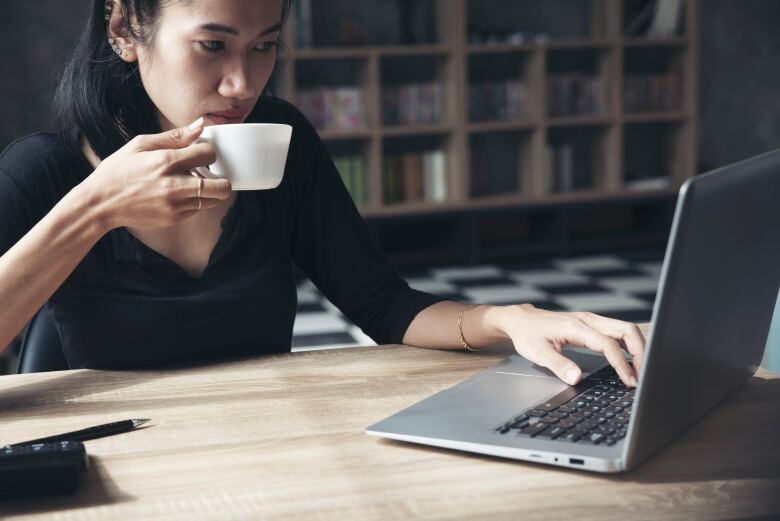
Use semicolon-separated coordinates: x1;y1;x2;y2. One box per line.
205;111;248;124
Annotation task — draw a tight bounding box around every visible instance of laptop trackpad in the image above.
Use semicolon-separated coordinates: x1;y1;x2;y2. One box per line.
492;349;612;379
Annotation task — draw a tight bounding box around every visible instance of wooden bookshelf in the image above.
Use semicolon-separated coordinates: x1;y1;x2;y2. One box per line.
275;0;697;233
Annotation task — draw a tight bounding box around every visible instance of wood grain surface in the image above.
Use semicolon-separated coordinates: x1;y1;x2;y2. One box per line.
1;323;778;520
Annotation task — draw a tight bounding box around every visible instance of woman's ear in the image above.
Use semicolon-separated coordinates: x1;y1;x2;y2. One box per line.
106;0;138;62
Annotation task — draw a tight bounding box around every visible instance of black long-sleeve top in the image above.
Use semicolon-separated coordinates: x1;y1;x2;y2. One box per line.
0;96;447;369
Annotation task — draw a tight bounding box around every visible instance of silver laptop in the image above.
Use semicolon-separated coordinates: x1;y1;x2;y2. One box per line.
367;149;780;473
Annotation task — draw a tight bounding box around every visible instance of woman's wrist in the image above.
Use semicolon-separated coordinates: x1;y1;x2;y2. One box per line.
70;178;115;235
462;303;513;349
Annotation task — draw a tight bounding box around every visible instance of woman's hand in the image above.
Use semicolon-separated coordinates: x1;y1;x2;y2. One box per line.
82;118;233;231
490;304;645;388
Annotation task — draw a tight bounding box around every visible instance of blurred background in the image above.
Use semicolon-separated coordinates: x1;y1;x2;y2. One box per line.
1;0;778;374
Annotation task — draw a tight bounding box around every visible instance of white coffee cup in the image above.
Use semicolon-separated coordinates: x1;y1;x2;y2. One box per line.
193;123;293;190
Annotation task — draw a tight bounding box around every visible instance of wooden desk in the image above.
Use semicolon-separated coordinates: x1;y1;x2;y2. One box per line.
1;324;779;520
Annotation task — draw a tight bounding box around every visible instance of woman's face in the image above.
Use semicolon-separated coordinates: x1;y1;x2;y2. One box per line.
124;0;283;130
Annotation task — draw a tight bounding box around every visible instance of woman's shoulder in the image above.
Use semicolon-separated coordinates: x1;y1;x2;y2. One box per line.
0;128;87;197
0;128;83;175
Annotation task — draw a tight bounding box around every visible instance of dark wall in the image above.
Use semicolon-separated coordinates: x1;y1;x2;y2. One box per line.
2;0;780;170
0;1;84;149
697;0;780;171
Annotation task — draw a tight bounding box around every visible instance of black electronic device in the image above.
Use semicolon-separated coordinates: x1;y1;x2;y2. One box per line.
0;440;88;500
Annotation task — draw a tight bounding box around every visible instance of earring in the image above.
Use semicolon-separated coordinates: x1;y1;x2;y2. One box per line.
105;2;123;57
107;37;122;57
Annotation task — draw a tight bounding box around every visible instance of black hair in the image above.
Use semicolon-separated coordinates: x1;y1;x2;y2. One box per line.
53;0;292;159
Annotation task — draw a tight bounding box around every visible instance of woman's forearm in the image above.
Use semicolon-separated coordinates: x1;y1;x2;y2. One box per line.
402;300;510;350
0;181;109;352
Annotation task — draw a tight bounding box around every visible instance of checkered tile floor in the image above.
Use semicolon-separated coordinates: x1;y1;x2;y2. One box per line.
292;249;665;352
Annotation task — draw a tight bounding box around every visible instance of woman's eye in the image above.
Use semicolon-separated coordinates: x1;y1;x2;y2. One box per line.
254;41;279;53
199;41;225;53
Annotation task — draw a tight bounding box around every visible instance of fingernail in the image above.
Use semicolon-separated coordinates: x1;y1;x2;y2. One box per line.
630;375;638;387
188;117;204;131
565;369;580;385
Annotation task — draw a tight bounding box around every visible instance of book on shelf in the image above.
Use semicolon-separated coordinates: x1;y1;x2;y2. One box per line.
298;87;367;132
469;79;527;122
624;74;679;112
333;154;366;205
547;142;595;193
384;150;447;204
547;74;603;118
625;176;672;191
647;0;684;38
382;82;443;126
624;0;684;38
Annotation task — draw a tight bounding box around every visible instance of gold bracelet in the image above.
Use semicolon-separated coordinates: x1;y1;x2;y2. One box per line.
458;303;481;352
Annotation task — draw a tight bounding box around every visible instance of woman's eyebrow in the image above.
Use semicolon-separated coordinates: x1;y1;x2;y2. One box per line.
197;22;283;37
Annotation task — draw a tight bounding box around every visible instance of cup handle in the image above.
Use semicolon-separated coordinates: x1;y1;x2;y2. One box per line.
191;136;219;179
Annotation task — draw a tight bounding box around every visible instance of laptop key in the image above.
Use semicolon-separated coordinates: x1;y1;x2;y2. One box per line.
537;426;567;439
596;424;614;435
520;423;549;437
582;432;606;445
561;429;590;442
509;419;529;429
525;409;547;417
547;411;569;419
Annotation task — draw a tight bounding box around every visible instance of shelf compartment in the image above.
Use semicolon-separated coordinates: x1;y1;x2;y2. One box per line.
546;126;607;194
623;46;684;113
295;58;370;132
293;0;441;49
467;0;603;44
622;0;686;39
383;134;450;206
380;54;451;127
469;130;530;198
622;121;683;191
468;51;532;123
546;48;611;118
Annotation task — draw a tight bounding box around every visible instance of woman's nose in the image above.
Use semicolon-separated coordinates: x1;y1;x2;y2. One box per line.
218;62;257;100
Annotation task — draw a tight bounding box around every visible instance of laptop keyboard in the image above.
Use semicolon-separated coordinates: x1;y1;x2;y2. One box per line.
494;365;635;446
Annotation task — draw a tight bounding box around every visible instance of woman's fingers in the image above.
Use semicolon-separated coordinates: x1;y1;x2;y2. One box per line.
563;318;638;387
574;312;646;378
168;175;232;202
131;117;205;151
180;196;223;212
520;340;584;386
168;141;218;172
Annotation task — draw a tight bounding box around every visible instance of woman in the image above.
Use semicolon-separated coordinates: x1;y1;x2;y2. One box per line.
0;0;644;387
